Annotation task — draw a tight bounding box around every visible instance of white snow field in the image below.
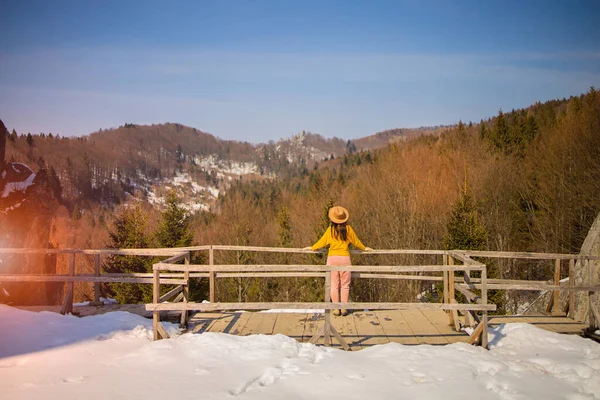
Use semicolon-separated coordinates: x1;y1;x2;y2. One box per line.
0;305;599;400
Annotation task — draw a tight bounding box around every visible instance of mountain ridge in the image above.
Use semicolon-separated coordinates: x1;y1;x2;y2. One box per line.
2;120;441;215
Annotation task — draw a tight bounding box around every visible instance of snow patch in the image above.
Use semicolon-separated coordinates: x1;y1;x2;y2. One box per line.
0;307;599;400
74;297;118;307
194;154;258;175
1;172;36;198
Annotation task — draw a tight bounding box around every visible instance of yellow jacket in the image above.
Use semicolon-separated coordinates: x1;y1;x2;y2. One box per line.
311;225;366;256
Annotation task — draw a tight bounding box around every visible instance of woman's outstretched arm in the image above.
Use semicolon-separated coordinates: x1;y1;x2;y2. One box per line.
348;225;368;251
307;228;330;251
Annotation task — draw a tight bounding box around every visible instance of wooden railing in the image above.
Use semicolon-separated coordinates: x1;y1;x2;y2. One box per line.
454;250;600;336
147;246;496;349
1;246;598;349
0;247;203;319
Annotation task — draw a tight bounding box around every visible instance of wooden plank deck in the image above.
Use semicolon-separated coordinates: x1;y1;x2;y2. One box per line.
187;310;588;349
13;305;589;350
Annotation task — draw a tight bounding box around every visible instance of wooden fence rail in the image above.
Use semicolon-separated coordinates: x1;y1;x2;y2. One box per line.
451;250;599;334
147;246;495;349
0;248;190;318
1;245;598;348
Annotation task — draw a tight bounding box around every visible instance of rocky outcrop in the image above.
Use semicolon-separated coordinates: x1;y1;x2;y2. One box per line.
573;212;600;322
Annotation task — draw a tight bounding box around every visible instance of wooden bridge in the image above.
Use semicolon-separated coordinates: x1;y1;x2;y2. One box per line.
1;246;599;350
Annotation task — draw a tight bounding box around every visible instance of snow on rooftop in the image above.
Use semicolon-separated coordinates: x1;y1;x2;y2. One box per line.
0;305;599;400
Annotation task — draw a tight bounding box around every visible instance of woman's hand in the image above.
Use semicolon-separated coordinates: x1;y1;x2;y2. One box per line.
302;246;313;251
364;247;373;251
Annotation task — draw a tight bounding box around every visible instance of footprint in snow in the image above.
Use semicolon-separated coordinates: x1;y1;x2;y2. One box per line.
194;368;210;376
230;361;300;395
14;382;38;388
346;373;365;380
62;376;89;384
411;372;433;384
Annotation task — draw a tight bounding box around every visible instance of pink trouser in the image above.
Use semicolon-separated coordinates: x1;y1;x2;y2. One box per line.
327;256;351;303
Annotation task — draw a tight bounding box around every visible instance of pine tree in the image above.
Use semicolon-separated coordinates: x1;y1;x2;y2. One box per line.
104;203;153;303
276;206;292;247
51;174;65;202
490;110;511;153
346;140;357;154
270;206;294;299
155;191;206;301
479;121;487;140
155;191;193;248
456;120;468;143
443;186;508;312
522;115;538;144
443;189;487;251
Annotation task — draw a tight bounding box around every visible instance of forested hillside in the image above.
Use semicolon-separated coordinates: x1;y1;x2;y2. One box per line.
2;123;261;208
189;89;600;311
1;89;598;310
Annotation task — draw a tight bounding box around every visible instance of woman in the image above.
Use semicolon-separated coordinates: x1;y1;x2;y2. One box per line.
303;206;372;316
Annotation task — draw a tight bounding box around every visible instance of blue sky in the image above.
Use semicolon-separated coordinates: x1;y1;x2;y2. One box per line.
1;0;599;143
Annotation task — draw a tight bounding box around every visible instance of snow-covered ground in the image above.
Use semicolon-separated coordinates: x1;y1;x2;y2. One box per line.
0;305;599;400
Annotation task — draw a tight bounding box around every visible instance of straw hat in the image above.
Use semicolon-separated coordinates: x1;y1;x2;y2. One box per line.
328;206;349;224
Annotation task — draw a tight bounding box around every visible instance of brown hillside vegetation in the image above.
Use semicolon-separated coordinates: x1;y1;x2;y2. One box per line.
194;89;600;311
3;123;258;206
1;89;599;311
353;126;450;150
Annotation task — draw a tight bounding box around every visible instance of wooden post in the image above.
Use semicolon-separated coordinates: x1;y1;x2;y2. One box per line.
93;254;101;304
309;271;350;350
448;257;455;303
443;255;449;315
209;246;215;303
153;268;161;340
448;256;459;329
552;258;561;315
567;258;575;318
462;271;475;327
467;321;485;345
324;271;331;346
60;253;75;315
481;265;488;349
180;252;190;328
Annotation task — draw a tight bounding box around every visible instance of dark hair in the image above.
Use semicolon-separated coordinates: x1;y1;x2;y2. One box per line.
330;222;348;241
